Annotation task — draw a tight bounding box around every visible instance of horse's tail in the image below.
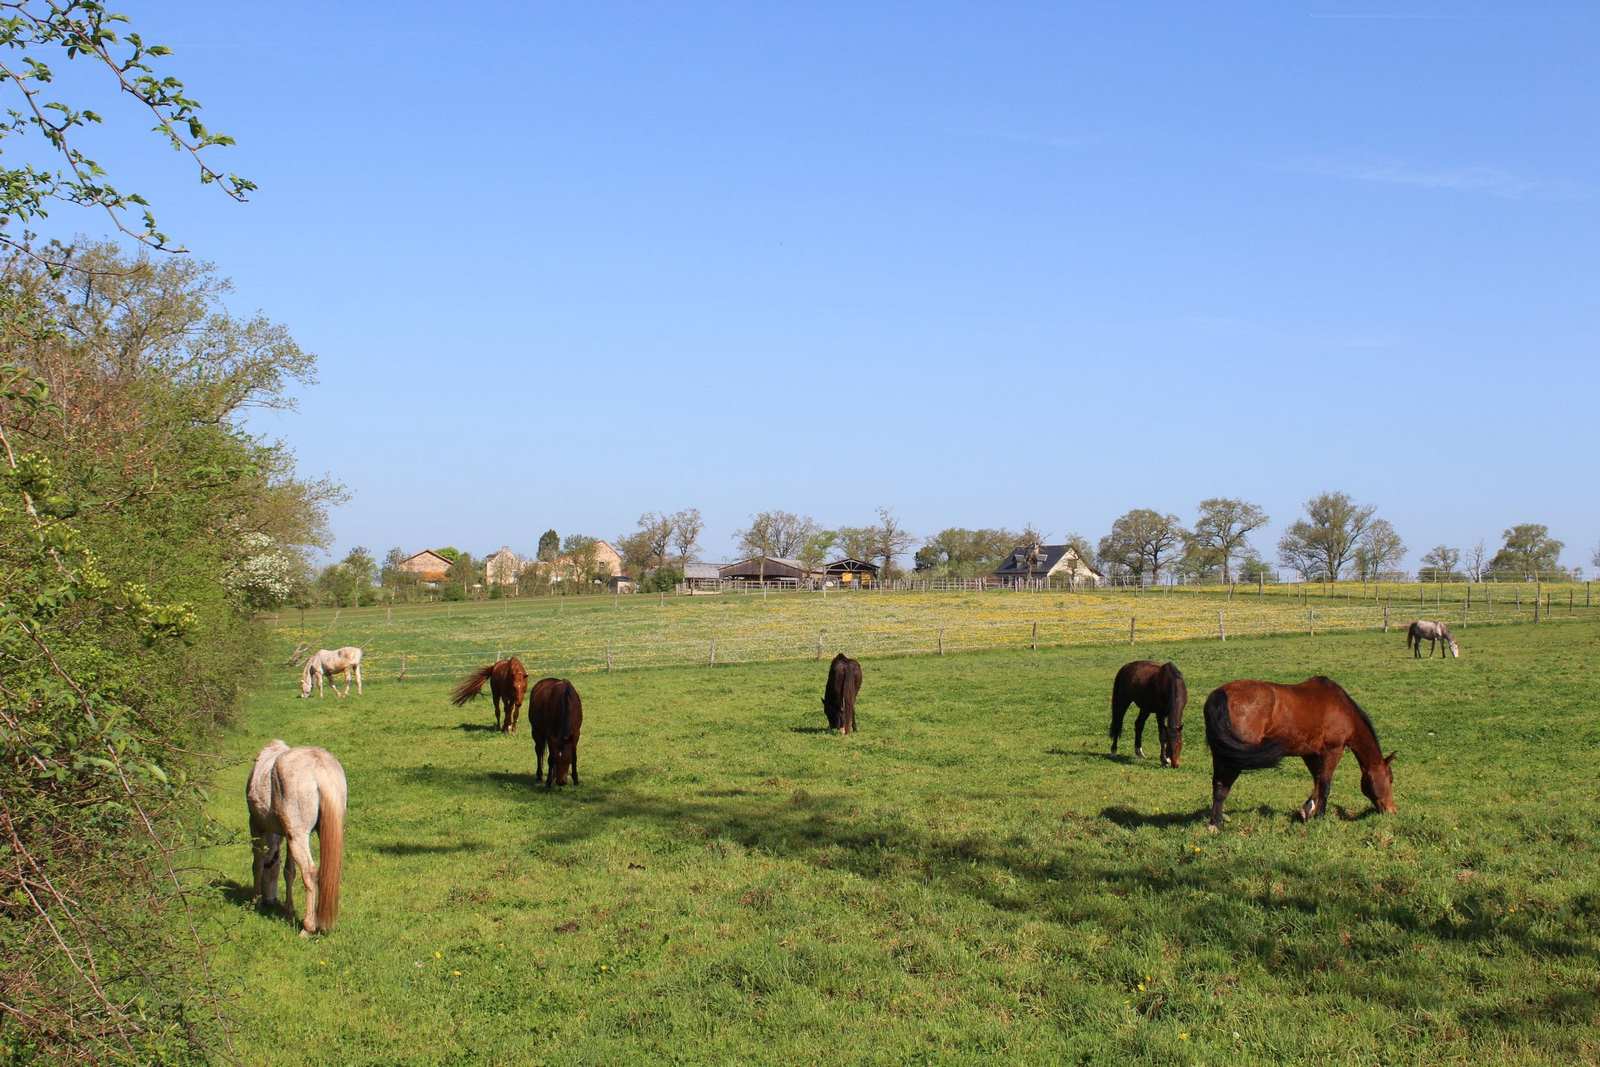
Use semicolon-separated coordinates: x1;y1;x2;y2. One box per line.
1203;686;1285;770
315;774;344;933
449;665;495;706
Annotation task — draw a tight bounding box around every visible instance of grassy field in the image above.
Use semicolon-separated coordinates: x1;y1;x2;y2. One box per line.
190;611;1600;1065
270;582;1598;679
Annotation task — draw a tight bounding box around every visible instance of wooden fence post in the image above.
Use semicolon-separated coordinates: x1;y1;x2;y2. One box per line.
1218;610;1225;642
1382;601;1389;632
816;632;823;660
396;653;408;683
1129;616;1136;644
606;641;613;672
1308;609;1314;636
938;628;945;656
1569;589;1575;615
1031;621;1038;650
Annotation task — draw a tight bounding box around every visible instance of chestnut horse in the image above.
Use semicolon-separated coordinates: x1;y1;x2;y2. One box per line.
1202;676;1396;832
449;657;529;733
529;677;582;788
822;653;862;734
1108;660;1188;767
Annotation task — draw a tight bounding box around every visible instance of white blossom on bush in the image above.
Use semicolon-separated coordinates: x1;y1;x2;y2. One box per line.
223;532;295;609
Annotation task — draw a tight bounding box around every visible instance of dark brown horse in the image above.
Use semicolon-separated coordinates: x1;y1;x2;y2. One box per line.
1108;660;1188;767
822;653;862;734
1202;677;1396;832
529;677;582;788
449;658;529;733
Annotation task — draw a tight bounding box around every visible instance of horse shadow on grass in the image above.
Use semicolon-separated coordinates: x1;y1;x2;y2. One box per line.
406;763;1599;991
372;841;487;857
454;722;499;733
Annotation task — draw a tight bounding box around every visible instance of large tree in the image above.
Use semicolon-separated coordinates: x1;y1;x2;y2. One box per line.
1352;520;1406;581
915;527;1024;578
1098;509;1187;582
1419;544;1460;581
672;507;703;563
636;511;676;570
1466;539;1488;582
1276;491;1378;581
1189;498;1269;584
872;506;917;578
734;511;817;583
536;528;560;562
1490;523;1564;579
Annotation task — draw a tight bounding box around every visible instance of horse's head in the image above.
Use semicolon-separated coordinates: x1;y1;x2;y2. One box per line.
549;735;576;785
299;669;313;698
1162;664;1187;768
1361;751;1398;814
1448;639;1461;658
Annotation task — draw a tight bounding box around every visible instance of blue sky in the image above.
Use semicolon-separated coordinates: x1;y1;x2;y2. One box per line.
75;2;1600;570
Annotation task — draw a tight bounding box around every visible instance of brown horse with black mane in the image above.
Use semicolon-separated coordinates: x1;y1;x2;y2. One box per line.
529;677;582;788
449;657;529;733
822;653;862;734
1203;676;1396;832
1109;660;1188;767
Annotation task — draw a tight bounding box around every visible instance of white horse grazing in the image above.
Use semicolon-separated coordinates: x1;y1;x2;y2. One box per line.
247;740;347;936
300;646;363;698
1407;620;1460;659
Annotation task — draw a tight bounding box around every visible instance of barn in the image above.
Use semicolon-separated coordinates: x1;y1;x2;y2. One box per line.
397;549;453;584
718;557;824;586
683;562;722;591
825;557;878;588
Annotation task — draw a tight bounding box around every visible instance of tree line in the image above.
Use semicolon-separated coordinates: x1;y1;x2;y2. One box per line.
307;494;1587;607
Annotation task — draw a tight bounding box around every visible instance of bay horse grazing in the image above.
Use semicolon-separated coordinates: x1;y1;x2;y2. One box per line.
1203;677;1396;832
1407;620;1459;659
529;678;582;788
246;740;347;936
822;653;862;734
1109;660;1188;767
300;647;363;698
449;657;529;733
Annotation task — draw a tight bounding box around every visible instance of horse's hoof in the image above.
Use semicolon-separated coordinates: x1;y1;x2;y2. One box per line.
1134;749;1145;759
1206;823;1220;835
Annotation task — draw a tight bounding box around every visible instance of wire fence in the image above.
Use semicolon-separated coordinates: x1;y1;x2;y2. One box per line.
277;584;1599;684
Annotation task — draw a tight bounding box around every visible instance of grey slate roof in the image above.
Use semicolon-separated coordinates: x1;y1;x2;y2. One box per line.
683;562;721;580
992;543;1098;578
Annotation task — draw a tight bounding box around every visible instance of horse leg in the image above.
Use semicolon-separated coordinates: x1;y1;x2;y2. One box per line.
569;744;579;786
1109;698;1129;754
1133;706;1152;759
1315;748;1343;818
286;829;319;936
493;694;503;732
1208;765;1241;832
1156;712;1172;767
534;736;545;783
1298;754;1326;821
281;846;296;923
355;662;363;695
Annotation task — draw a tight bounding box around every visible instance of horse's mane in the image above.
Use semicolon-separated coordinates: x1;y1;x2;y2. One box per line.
1310;676;1382;749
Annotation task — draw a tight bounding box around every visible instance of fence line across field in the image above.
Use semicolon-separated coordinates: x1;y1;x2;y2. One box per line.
291;599;1596;682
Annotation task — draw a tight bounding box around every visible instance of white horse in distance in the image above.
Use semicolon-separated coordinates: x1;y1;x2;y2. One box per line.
1407;620;1460;659
247;740;347;936
300;646;363;698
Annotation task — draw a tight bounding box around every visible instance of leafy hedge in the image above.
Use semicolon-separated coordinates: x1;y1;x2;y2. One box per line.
1;246;333;1062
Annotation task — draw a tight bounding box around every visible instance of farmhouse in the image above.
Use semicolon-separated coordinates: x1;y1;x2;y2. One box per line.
484;546;521;586
396;549;453;583
718;557;825;586
825;557;879;588
992;542;1102;586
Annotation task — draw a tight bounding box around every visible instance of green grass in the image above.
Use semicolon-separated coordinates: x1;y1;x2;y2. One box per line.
192;618;1600;1065
272;582;1598;679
